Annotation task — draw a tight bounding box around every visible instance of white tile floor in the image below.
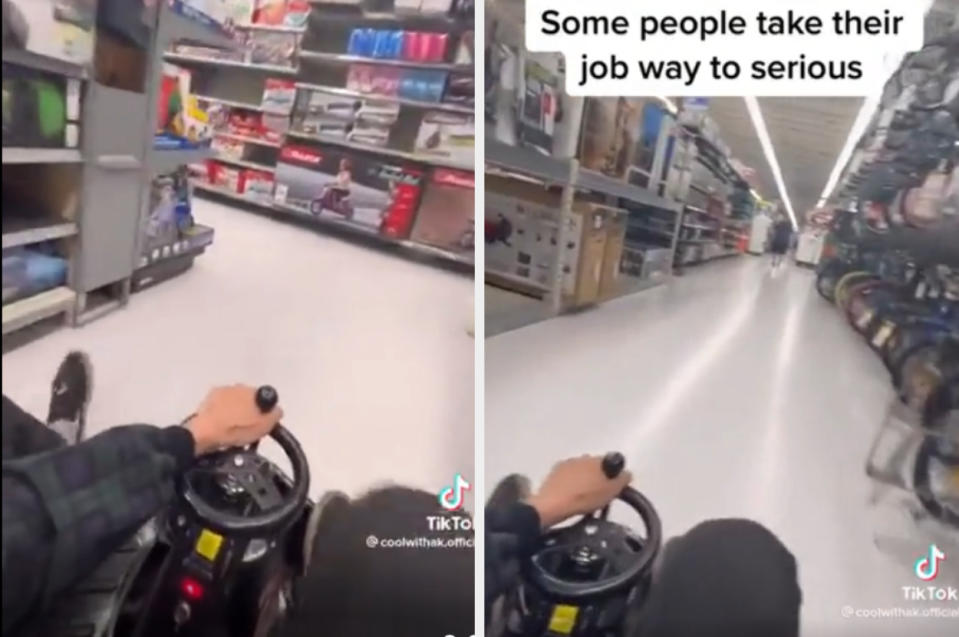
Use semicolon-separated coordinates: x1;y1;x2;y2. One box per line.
2;199;474;503
486;257;956;637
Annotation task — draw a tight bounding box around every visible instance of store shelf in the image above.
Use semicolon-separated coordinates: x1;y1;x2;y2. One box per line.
236;22;305;34
284;130;472;170
193;181;470;268
302;5;469;28
401;241;474;266
3;148;83;165
215;132;282;148
1;48;87;79
295;82;473;115
486;270;550;298
150;146;214;173
299;50;472;72
485;138;679;211
2;286;75;336
2;219;78;249
194;94;288;114
209;156;276;172
193;181;276;206
164;52;299;75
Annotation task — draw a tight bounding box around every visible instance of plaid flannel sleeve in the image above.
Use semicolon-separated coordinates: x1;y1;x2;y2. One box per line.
1;425;194;634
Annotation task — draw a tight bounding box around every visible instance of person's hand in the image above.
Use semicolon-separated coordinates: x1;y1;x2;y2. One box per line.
185;385;283;455
525;455;632;528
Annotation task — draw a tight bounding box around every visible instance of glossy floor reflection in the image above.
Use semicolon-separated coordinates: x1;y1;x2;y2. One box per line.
486;257;952;636
2;198;474;504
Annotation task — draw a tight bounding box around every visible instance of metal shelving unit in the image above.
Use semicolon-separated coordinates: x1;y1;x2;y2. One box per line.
295;81;474;115
163;52;300;76
2;219;78;250
3;148;84;164
192;182;471;268
284;130;472;170
299;50;472;73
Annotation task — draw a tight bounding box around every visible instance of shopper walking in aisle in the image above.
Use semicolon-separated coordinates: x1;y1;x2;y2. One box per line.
485;456;802;637
769;215;794;270
1;352;281;635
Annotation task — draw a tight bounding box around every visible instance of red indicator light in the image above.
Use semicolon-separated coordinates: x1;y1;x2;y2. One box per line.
181;577;204;601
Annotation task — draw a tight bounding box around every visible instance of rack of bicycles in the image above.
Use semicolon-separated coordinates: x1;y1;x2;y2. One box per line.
826;22;957;245
815;247;958;537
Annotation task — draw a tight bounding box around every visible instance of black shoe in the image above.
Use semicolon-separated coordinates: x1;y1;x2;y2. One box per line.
47;351;93;444
486;474;532;509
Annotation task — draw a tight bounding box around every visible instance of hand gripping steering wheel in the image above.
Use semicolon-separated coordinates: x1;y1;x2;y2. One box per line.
526;453;662;600
181;386;311;535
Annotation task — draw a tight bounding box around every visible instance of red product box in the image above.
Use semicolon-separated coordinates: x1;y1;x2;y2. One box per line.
239;168;275;201
228;111;265;139
210;163;242;192
425;33;448;62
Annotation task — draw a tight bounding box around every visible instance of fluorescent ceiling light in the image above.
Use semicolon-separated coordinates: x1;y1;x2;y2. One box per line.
657;96;678;114
816;95;879;208
744;97;798;231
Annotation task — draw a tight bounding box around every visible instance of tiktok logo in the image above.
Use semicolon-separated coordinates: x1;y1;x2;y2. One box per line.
438;474;471;511
915;544;946;582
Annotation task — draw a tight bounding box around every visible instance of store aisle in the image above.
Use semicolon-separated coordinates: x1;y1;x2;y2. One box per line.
487;258;945;636
2;199;473;502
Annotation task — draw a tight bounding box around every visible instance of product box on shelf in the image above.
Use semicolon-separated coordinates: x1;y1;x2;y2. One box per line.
261;78;297;113
598;206;628;300
210;162;242;191
226;110;265;138
414;111;474;166
156;64;213;149
145;169;194;249
239;168;275;201
2;245;68;305
252;0;286;24
485;176;611;306
517;54;560;155
247;31;298;67
579;98;649;179
411;169;474;255
211;135;246;159
6;0;97;67
273;143;424;237
1;64;82;149
291;89;401;146
262;112;289;142
173;0;255;28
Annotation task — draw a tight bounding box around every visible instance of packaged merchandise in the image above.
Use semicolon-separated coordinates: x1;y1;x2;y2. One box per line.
145;170;193;247
283;0;309;27
397;70;447;102
2;246;68;304
410;169;474;254
239;168;275;201
598;206;628;300
173;42;248;62
170;1;255;29
579;98;646;178
414;111;474;164
346;65;402;97
210;163;242;191
252;0;286;24
155;64;213;149
247;30;297;67
5;0;97;66
347;120;390;147
518;55;559;155
1;65;81;149
420;0;454;13
261;78;297;113
261;112;289;142
227;110;264;138
211;135;246;159
273;143;424;237
394;0;422;12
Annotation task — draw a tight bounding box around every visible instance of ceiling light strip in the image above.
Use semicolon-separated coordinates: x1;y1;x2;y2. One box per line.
743;97;798;231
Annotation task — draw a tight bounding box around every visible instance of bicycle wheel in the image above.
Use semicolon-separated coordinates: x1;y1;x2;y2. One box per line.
834;271;875;310
913;419;959;529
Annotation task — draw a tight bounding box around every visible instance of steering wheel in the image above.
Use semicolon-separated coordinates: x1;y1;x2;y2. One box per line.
526;453;662;600
180;386;311;535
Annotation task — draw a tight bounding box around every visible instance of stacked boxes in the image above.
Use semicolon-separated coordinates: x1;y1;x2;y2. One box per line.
485;176;629;307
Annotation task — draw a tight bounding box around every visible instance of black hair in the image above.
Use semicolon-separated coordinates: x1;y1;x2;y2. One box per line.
282;486;474;637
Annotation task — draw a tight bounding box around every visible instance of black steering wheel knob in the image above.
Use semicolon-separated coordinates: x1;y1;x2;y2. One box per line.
255;386;278;413
602;452;625;479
